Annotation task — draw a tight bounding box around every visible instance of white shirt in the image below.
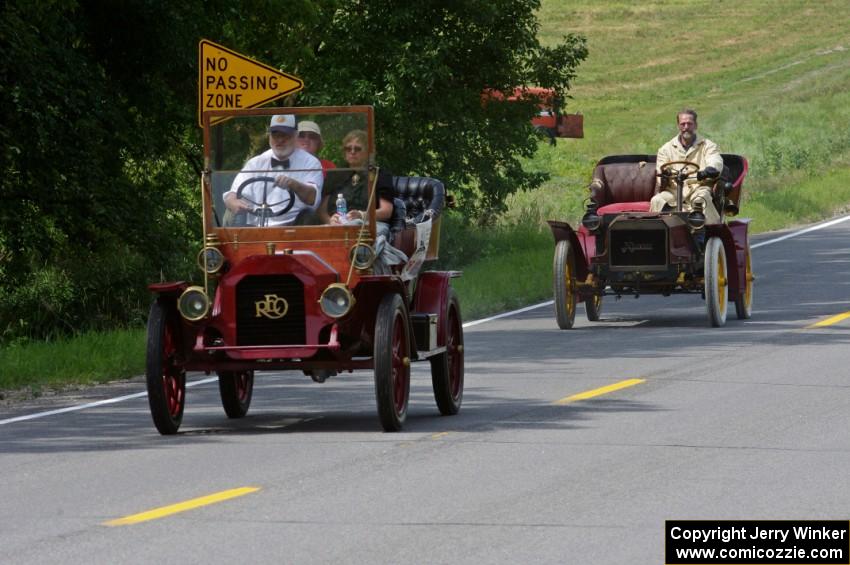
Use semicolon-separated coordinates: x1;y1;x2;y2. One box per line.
225;148;323;226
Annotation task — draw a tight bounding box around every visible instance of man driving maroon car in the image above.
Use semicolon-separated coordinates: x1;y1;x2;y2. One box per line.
650;108;724;224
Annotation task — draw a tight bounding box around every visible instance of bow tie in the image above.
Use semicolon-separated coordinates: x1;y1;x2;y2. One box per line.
271;157;290;169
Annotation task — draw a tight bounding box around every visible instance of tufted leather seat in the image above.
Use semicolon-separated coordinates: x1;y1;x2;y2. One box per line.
392;176;446;223
390;175;446;259
588;156;658;213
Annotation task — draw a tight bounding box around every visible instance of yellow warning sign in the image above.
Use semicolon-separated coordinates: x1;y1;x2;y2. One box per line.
198;39;304;127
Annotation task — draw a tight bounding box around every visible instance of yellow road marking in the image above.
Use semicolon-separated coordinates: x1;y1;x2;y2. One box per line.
431;432;450;439
807;311;850;328
555;378;646;405
103;487;260;526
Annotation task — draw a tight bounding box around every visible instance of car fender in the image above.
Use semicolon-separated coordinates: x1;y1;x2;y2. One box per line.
148;281;190;297
147;281;189;317
727;219;752;301
705;223;744;300
547;220;590;280
350;275;411;347
413;271;461;346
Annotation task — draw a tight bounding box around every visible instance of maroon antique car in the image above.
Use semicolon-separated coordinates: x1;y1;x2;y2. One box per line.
548;153;753;328
145;106;464;434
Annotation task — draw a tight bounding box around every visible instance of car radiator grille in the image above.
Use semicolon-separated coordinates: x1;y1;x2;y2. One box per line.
236;275;306;346
609;227;667;269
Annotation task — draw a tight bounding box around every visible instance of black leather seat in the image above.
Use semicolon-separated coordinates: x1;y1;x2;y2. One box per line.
390;176;446;257
392;176;446;223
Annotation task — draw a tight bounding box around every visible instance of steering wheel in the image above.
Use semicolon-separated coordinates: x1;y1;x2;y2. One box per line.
235;176;295;226
659;160;700;179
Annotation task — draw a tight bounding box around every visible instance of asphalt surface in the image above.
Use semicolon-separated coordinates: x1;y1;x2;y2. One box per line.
1;218;849;564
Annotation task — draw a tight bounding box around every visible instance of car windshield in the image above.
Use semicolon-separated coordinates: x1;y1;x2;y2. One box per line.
207;108;372;229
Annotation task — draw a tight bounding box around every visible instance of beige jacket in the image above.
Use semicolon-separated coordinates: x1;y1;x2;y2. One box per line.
656;134;724;194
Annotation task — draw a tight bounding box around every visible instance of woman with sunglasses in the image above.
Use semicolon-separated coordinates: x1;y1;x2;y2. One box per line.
318;130;394;238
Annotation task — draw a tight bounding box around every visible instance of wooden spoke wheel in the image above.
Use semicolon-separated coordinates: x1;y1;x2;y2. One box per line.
145;301;186;435
218;370;254;418
430;288;464;416
585;293;603;322
374;293;411;431
704;237;729;327
735;245;754;320
553;239;577;329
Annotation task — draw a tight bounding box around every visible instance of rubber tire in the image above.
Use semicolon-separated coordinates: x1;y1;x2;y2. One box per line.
374;293;411;432
146;301;186;435
704;237;728;327
218;370;254;418
554;239;577;329
585;294;603;322
734;245;753;319
430;288;464;416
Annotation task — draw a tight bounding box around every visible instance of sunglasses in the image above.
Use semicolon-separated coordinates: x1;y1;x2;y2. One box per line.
344;145;364;153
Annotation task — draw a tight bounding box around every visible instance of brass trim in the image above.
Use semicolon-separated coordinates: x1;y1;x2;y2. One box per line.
197;247;225;275
319;283;356;318
349;242;377;270
177;286;210;321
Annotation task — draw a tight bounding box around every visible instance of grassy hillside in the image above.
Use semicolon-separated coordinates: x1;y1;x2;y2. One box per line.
511;0;850;229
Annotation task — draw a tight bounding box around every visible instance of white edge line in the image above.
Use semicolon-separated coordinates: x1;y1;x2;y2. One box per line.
4;214;848;426
0;377;218;426
751;214;850;248
462;300;554;328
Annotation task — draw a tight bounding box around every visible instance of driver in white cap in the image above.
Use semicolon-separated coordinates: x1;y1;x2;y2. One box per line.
224;114;323;226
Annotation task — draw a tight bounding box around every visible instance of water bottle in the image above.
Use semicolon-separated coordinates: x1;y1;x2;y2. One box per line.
335;193;347;223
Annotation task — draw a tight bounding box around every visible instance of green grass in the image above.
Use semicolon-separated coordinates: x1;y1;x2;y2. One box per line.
4;0;850;393
450;229;554;320
0;329;145;393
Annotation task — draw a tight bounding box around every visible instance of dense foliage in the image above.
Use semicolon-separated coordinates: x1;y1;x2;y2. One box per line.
0;0;586;342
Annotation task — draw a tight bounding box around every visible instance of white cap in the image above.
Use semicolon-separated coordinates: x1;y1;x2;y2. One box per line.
297;120;322;137
269;114;296;133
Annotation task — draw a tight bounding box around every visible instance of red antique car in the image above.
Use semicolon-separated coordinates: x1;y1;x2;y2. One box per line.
548;154;753;328
145;106;464;434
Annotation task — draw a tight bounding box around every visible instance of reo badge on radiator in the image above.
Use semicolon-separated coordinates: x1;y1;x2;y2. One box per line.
255;294;289;319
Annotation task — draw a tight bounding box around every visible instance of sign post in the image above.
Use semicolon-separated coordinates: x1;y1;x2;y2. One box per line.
198;39;304;127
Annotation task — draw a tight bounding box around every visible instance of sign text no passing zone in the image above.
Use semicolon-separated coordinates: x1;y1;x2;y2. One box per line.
198;39;303;127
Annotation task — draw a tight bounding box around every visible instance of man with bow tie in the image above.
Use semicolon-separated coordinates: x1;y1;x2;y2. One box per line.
223;114;323;226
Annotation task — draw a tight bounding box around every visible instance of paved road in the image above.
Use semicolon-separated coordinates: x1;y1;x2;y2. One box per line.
2;218;849;564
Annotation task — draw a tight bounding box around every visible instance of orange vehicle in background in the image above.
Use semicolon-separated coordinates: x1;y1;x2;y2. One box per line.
483;87;583;145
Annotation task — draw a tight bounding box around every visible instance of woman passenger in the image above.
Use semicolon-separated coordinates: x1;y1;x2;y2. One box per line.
318;130;394;238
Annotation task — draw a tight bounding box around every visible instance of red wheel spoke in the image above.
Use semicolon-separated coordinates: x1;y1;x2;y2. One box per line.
391;312;408;411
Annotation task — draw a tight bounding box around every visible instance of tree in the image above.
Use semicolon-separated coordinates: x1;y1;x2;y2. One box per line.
299;1;588;219
0;0;204;340
0;0;585;341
